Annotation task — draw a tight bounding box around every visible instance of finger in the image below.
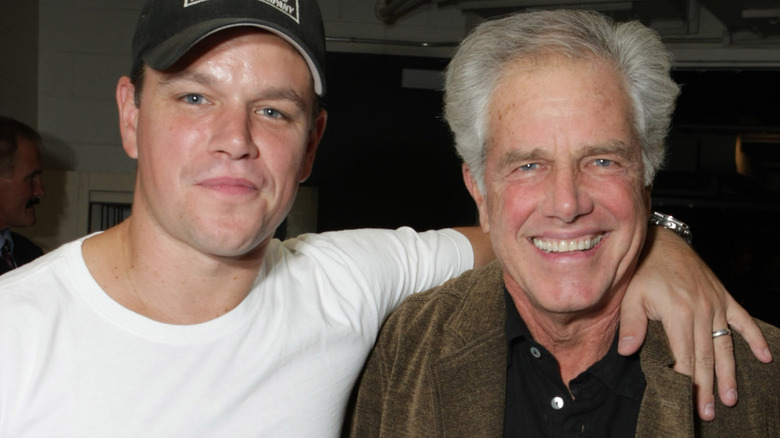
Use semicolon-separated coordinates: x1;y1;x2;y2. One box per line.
712;325;737;407
724;297;772;363
664;305;695;376
617;294;649;356
691;313;717;421
661;306;717;421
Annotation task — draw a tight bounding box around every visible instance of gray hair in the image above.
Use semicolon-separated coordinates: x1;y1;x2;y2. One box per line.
444;9;680;191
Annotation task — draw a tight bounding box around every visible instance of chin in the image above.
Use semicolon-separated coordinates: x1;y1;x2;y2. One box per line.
538;287;609;314
19;218;37;227
210;232;270;257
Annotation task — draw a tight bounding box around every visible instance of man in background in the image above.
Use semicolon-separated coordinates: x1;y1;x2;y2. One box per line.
0;116;45;275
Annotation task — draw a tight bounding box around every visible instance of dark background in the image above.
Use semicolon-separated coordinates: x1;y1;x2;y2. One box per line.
307;52;780;326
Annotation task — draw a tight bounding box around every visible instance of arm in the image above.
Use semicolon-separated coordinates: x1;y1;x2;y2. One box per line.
453;226;495;269
618;225;772;421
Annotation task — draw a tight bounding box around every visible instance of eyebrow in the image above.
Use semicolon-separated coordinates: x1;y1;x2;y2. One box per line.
497;140;636;168
583;140;638;161
256;88;309;113
157;70;309;113
157;70;217;89
498;148;546;170
24;169;42;179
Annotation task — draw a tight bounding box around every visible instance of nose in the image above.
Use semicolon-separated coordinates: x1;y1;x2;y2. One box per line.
209;106;260;160
33;175;45;198
541;166;593;223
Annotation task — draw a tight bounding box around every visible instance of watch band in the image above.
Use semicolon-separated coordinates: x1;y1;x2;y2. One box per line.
649;211;693;244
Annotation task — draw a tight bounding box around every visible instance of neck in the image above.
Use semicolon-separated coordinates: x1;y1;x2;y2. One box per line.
83;218;267;325
508;290;622;387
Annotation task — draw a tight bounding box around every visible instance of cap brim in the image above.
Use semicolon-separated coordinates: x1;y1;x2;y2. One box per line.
142;19;324;96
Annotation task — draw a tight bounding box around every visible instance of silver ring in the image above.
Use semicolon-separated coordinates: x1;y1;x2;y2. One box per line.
712;328;732;338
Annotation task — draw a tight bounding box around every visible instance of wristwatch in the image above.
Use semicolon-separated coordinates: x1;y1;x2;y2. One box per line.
649;211;693;244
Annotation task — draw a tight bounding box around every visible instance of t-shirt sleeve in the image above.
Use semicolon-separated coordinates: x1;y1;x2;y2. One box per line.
281;227;473;322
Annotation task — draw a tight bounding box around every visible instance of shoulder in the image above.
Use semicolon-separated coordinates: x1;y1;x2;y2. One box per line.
0;241;85;345
265;227;472;292
753;319;780;346
0;239;82;300
396;261;503;311
644;319;780;374
280;227;468;255
10;231;40;248
644;319;780;413
716;319;780;377
734;319;780;375
727;320;780;401
380;262;505;346
10;231;43;260
711;320;780;432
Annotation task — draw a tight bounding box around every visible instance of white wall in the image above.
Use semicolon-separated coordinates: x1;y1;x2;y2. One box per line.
38;0;141;175
0;0;38;126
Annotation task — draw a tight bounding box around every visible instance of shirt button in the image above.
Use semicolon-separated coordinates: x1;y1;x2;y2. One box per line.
551;397;564;410
530;347;541;358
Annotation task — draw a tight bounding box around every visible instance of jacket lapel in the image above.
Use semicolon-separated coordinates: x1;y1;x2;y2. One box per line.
431;262;508;437
635;322;696;437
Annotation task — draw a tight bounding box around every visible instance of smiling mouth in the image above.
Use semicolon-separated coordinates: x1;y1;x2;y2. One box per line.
532;235;603;253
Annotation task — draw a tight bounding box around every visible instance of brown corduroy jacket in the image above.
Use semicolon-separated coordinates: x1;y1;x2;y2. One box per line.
346;261;780;437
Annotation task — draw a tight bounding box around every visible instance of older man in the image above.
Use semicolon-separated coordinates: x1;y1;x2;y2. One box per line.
346;10;779;437
0;116;45;274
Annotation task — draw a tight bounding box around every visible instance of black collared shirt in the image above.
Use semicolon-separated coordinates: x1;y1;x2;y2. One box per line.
503;290;646;437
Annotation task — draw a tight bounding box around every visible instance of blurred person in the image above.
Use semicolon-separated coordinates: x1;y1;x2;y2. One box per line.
0;116;45;275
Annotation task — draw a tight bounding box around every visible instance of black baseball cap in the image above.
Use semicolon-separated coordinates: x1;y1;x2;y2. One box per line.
131;0;326;96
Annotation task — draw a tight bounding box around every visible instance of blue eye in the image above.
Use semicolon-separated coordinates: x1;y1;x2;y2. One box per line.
259;107;284;119
183;94;206;105
520;163;538;171
594;158;613;167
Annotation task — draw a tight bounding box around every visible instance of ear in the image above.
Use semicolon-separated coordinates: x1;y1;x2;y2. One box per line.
462;163;490;233
298;108;327;183
116;76;140;159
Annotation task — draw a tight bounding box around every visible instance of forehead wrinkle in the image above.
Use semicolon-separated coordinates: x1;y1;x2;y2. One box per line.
496;139;636;169
157;69;217;89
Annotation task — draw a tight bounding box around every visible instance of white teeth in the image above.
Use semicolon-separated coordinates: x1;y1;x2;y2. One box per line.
532;235;603;253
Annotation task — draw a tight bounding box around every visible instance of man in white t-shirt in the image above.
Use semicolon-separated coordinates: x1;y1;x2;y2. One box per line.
0;0;771;436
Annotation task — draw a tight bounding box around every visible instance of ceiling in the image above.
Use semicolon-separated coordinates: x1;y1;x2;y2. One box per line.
369;0;780;191
696;0;780;39
378;0;780;43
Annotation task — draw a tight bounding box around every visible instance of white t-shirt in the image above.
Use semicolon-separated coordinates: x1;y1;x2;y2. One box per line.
0;228;472;437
